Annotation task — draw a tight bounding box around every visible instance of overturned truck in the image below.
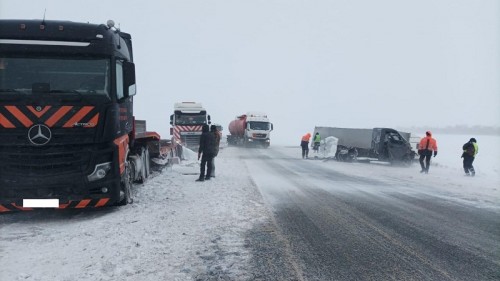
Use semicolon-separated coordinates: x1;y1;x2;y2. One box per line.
313;127;416;165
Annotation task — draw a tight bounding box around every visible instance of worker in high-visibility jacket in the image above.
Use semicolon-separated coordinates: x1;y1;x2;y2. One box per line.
312;132;321;153
418;131;438;174
301;133;311;159
462;138;478;176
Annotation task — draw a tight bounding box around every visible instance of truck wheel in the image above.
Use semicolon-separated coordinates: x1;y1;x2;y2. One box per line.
118;161;133;205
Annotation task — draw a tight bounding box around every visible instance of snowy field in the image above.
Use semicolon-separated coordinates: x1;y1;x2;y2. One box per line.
0;134;498;280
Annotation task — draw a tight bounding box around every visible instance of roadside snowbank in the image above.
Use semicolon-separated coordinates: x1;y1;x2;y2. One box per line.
0;148;271;281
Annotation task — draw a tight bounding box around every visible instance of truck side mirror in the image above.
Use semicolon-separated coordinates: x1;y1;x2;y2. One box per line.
207;115;211;125
123;61;136;97
170;127;173;135
169;114;173;125
271;123;273;131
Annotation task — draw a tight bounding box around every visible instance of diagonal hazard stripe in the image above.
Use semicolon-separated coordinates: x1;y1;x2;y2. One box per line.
63;106;94;128
75;199;91;208
27;106;52;118
0;205;11;212
86;113;99;127
45;106;73;127
0;112;15;128
5;106;33;127
95;198;110;207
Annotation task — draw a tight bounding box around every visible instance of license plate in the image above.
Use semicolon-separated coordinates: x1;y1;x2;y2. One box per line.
23;199;59;208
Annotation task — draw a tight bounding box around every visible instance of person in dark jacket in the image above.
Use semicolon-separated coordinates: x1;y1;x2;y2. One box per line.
462;138;478;176
210;125;222;177
197;124;216;181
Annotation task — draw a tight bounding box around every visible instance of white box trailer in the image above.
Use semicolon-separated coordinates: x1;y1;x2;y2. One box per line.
312;126;416;165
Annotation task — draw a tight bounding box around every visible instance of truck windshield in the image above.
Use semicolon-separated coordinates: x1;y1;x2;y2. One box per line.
175;114;207;125
0;56;110;97
385;132;405;144
248;122;270;130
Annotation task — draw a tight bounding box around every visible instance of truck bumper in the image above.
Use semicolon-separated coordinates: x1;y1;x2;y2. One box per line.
0;144;122;212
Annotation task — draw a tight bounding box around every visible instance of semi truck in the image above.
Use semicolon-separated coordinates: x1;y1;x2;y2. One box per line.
227;112;273;147
0;19;174;212
170;102;211;151
312;127;416;165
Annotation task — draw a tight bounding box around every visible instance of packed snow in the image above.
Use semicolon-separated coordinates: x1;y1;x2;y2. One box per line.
0;134;498;280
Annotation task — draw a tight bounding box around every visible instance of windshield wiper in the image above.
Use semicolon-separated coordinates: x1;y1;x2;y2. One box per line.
48;89;83;101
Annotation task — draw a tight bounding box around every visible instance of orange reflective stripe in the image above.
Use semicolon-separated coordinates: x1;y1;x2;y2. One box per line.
27;106;51;118
5;106;33;127
114;135;129;174
86;113;99;127
0;113;15;128
0;205;10;212
63;106;94;127
95;198;110;207
58;203;70;209
12;203;32;211
75;199;91;208
45;106;73;127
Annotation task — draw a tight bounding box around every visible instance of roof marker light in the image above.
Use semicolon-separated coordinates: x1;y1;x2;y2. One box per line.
59;25;64;31
40;25;45;30
20;24;26;30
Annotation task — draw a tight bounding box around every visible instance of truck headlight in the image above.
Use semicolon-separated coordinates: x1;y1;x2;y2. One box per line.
88;162;112;182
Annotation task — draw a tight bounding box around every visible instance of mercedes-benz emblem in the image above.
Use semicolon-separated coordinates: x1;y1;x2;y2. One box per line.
28;124;52;146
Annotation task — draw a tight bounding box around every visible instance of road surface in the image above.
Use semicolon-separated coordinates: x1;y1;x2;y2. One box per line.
240;147;500;281
1;146;498;281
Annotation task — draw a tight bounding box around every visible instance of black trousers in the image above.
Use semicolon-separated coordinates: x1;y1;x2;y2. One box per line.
463;155;475;174
301;146;309;158
301;141;309;158
419;151;432;171
200;153;214;178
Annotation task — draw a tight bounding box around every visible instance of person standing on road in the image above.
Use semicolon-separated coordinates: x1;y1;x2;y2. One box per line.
197;124;216;181
418;131;438;174
312;132;321;153
301;133;311;159
462;138;478;176
210;125;222;178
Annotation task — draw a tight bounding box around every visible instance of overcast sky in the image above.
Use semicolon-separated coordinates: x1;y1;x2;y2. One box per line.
1;0;499;145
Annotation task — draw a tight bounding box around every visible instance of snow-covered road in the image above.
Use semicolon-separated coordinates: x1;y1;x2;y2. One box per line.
1;143;499;281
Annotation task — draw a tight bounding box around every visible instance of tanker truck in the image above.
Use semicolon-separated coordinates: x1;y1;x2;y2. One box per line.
227;112;273;148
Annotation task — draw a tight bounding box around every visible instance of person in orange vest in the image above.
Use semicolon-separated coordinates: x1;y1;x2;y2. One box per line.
300;133;311;159
418;131;438;174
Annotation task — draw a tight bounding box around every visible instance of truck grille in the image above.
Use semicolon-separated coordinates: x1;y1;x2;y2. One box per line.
0;145;91;177
253;133;267;138
181;135;201;149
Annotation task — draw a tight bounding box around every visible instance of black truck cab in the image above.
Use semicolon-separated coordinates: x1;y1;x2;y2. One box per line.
0;19;137;211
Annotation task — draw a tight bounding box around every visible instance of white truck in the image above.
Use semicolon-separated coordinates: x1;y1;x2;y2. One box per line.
227;112;273;148
169;102;211;150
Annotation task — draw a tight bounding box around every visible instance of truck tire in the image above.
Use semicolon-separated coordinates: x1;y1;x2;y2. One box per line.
117;160;133;206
